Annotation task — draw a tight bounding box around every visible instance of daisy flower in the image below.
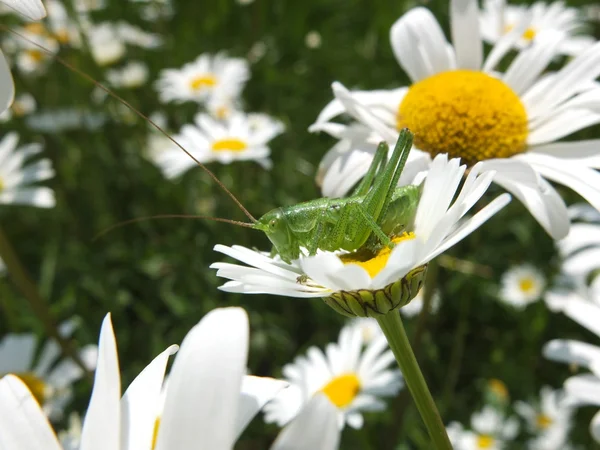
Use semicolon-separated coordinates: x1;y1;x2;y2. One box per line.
151;111;283;178
310;0;600;240
0;132;55;208
514;386;573;450
211;154;511;317
106;61;149;89
4;22;59;74
447;406;519;450
45;0;82;47
400;287;441;318
498;264;546;309
156;53;249;105
85;23;126;66
348;317;382;344
479;0;594;56
263;321;402;432
26;108;106;132
544;291;600;443
0;320;97;420
0;308;333;450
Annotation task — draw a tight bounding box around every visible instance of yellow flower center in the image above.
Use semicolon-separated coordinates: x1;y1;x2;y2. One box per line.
189;75;217;91
339;232;415;278
488;378;509;400
55;29;70;44
211;138;248;153
477;434;495;449
519;277;535;293
321;373;361;408
25;50;45;62
505;24;537;41
151;417;160;449
5;373;48;406
536;413;553;429
23;23;46;35
397;70;528;165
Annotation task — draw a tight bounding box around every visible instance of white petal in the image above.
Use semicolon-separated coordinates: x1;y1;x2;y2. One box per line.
482;10;532;72
591;409;600;443
564;374;600;406
270;394;341;450
0;50;14;114
0;375;61;450
155;307;248;450
543;339;600;368
0;0;46;20
79;314;121;450
564;297;600;338
531;140;600;168
120;345;177;450
234;376;288;439
528;109;600;145
450;0;483;70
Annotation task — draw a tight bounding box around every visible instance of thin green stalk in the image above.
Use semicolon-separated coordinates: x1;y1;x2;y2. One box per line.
0;225;90;376
377;311;452;450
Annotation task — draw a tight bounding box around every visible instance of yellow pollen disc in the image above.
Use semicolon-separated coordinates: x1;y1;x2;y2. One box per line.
321;373;361;408
536;413;553;429
23;23;46;35
505;24;537;41
519;277;535;293
151;417;161;449
8;373;47;405
189;75;217;91
26;50;45;62
339;232;416;278
211;138;248;153
397;70;528;165
488;378;509;399
476;434;495;449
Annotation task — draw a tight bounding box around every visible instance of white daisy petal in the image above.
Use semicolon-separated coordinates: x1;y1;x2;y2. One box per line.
451;0;483;70
0;0;46;20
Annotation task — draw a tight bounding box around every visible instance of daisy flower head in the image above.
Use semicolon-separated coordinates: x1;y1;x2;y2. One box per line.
85;23;126;66
5;22;59;74
544;289;600;443
263;321;403;432
311;0;600;240
514;386;573;450
0;132;55;208
156;53;249;105
151;111;283;178
0;320;97;420
498;264;546;309
447;406;519;450
212;152;510;318
0;308;310;450
106;61;149;89
479;0;594;56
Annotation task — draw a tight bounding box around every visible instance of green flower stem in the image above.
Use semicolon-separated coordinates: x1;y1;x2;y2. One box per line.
377;311;452;450
0;225;90;376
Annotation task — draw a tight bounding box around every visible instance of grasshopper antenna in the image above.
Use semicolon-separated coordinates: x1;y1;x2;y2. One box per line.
0;25;258;223
93;214;255;241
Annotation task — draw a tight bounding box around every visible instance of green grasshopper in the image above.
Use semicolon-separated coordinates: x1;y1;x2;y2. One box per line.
252;129;419;263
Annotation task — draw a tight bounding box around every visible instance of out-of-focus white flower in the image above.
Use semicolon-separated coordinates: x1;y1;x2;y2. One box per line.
4;22;59;74
400;287;441;318
151;111;283;178
264;322;403;434
348;317;382;344
499;264;546;309
45;0;82;47
129;0;174;21
26;108;106;132
86;23;125;65
0;320;97;420
480;0;594;56
58;413;82;450
515;386;573;450
73;0;105;12
106;61;149;89
305;30;322;49
0;92;36;122
0;132;55;208
447;406;519;449
156;53;249;106
116;21;163;48
544;292;600;443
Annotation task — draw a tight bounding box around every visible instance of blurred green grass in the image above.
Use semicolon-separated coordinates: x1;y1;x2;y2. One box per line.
2;0;600;448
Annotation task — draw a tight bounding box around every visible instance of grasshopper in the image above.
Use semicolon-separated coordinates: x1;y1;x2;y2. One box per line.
15;28;421;261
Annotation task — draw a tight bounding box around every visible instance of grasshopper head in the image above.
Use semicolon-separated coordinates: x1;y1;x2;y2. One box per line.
254;208;296;262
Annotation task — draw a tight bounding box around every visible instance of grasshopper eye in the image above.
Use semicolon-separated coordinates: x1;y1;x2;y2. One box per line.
269;219;277;228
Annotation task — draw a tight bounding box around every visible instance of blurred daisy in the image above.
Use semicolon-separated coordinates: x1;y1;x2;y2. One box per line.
544;291;600;443
4;22;59;74
45;0;82;47
116;21;163;48
514;386;573;450
499;264;546;309
73;0;105;12
486;379;510;406
0;92;36;122
0;308;339;450
151;111;283;178
129;0;174;21
348;317;382;344
447;406;519;449
264;321;403;432
106;61;149;89
480;0;594;56
211;154;510;317
0;132;55;208
58;413;82;450
26;108;106;132
85;23;126;65
0;321;97;420
311;0;600;240
400;287;441;318
156;53;249;105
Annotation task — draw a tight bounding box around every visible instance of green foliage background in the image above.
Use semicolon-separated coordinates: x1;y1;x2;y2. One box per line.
2;0;600;448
